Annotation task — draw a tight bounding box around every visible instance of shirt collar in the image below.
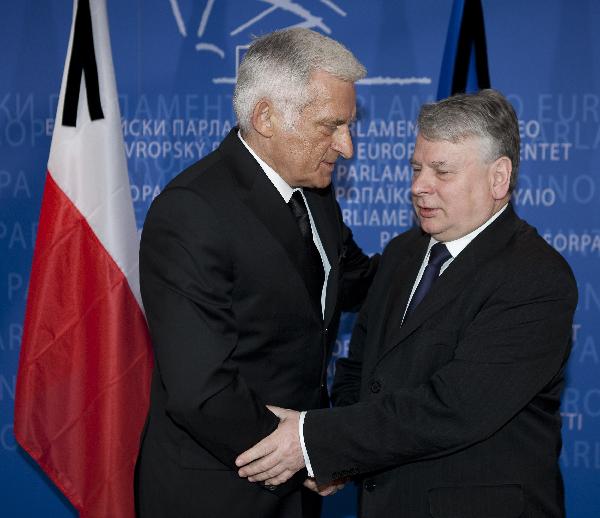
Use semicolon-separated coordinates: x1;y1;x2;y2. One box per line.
238;131;296;202
430;203;509;258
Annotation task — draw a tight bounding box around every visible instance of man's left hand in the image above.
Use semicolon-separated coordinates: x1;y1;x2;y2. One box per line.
235;406;305;485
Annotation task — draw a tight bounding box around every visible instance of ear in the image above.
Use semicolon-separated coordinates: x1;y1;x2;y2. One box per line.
490;156;512;200
251;99;274;138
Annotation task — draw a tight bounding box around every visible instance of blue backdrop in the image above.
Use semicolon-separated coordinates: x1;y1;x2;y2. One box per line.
1;1;599;516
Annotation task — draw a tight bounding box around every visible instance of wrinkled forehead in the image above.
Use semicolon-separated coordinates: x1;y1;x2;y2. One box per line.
412;133;494;169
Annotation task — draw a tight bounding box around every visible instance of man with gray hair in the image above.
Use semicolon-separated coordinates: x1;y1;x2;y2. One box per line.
135;28;378;518
236;89;577;518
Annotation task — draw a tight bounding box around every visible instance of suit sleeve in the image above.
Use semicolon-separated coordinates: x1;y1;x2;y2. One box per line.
140;187;304;494
327;198;378;406
330;284;370;407
304;252;577;485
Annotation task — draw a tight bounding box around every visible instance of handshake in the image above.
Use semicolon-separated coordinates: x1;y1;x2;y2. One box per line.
235;406;345;496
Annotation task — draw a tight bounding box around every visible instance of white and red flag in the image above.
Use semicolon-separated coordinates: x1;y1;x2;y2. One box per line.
14;1;153;516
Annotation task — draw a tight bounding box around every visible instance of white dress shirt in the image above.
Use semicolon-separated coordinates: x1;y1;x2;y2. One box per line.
401;203;508;325
238;132;330;479
238;132;331;315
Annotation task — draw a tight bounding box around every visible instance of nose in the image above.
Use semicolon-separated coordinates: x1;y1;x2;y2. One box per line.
411;169;433;197
332;125;353;159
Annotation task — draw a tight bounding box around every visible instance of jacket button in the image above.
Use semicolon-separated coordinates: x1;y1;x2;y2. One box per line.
370;380;381;393
364;479;376;492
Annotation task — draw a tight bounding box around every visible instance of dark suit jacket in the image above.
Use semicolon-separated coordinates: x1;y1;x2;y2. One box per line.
304;205;577;518
135;129;377;518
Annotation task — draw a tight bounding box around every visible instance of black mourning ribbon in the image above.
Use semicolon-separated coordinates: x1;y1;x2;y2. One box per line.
62;0;104;127
451;0;491;94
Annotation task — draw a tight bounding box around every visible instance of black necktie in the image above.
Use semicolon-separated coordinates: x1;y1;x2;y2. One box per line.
288;191;324;305
404;242;451;319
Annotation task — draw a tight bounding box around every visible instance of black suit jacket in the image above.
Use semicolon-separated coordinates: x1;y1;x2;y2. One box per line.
135;129;377;518
304;205;577;518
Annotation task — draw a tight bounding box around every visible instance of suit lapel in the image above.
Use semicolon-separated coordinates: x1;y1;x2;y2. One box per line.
378;205;522;361
304;189;337;269
304;188;338;326
219;129;321;316
388;246;476;347
379;232;430;350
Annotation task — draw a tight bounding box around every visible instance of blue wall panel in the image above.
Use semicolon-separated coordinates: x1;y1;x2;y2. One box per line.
0;1;598;516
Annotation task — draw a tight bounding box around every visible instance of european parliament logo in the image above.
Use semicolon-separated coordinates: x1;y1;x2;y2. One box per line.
168;0;431;86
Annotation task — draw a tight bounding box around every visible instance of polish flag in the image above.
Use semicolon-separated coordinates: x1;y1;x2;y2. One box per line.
14;1;153;517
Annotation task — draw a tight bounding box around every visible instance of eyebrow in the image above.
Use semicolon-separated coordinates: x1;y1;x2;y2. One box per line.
321;116;355;126
409;159;450;169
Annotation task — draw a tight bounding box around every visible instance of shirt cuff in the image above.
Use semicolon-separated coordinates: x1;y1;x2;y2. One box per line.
299;411;314;477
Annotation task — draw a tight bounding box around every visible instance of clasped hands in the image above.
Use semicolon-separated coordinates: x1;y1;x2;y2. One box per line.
235;405;344;496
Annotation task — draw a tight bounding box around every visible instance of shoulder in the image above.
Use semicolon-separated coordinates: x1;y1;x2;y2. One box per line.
383;226;425;257
165;147;232;196
488;217;577;305
511;219;574;278
146;147;236;223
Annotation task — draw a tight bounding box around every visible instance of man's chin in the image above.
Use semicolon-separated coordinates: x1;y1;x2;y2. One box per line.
418;219;441;237
313;170;333;189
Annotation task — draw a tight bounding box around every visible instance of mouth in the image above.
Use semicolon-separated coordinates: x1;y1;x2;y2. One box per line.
416;205;439;218
320;160;336;172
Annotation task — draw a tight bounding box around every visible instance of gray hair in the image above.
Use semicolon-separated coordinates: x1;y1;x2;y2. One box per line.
417;89;520;192
233;28;366;132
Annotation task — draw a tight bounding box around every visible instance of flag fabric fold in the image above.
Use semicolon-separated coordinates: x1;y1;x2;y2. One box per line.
14;1;153;517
